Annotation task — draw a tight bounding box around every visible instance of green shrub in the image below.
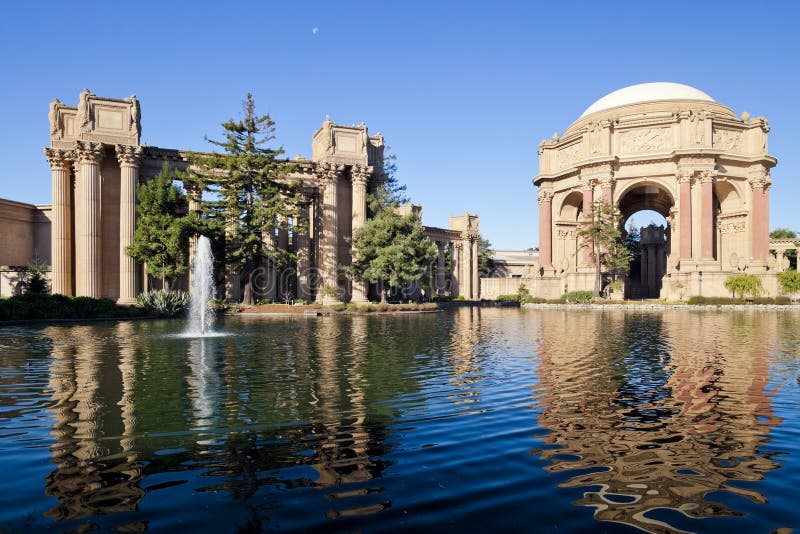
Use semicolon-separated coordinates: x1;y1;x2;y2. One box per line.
0;293;143;321
565;291;593;303
777;269;800;294
136;290;190;317
723;274;763;300
455;295;465;301
496;294;519;302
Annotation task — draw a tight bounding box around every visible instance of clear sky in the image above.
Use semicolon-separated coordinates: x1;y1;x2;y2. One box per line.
1;1;798;249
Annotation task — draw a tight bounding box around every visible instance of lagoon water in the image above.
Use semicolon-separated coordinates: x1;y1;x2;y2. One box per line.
0;308;798;533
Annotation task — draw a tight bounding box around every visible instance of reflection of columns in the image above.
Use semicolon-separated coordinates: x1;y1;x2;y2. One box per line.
319;164;342;303
580;184;593;267
537;190;553;267
749;171;770;261
679;172;693;261
116;145;142;304
45;148;73;296
700;171;715;261
471;238;479;300
351;166;369;303
74;141;104;298
436;242;446;295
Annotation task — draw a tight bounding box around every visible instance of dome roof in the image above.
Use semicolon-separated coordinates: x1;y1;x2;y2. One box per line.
580;83;715;118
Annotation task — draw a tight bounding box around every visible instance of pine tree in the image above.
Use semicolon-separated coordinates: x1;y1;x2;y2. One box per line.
126;164;192;290
189;94;301;305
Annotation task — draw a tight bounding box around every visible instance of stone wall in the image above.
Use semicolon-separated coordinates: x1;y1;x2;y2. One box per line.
0;199;52;266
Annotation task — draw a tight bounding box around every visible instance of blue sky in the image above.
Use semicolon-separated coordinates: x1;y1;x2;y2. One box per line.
1;1;798;249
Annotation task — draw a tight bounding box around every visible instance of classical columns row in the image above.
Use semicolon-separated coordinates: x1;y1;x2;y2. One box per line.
45;143;141;301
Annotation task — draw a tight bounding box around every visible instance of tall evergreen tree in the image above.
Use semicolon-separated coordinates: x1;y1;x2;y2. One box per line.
126;164;192;290
189;94;301;305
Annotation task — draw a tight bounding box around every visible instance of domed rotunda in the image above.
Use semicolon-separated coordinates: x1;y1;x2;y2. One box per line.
532;82;777;299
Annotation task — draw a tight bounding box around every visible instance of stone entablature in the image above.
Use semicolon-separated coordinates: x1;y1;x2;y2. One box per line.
532;83;779;299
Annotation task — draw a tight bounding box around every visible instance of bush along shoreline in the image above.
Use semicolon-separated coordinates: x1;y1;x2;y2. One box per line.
0;293;148;322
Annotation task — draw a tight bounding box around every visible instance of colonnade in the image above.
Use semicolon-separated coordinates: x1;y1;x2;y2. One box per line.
426;235;479;300
45;143;142;303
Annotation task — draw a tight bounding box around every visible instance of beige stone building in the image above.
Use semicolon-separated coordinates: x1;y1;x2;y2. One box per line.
0;90;482;303
485;82;788;300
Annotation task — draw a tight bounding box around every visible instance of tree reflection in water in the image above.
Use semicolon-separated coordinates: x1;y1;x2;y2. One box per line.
532;311;782;533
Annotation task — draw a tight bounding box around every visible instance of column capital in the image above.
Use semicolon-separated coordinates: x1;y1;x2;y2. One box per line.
748;169;770;189
537;189;554;204
115;144;143;167
698;170;717;184
677;170;694;183
351;164;372;186
321;162;345;183
598;172;615;188
43;147;73;170
74;141;104;164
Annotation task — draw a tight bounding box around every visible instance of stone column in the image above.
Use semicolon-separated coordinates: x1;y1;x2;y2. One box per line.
640;244;647;289
116;145;142;304
45;148;73;296
679;172;693;261
74;141;104;298
471;238;479;300
459;239;471;299
451;243;460;297
647;245;657;296
600;174;614;205
295;199;312;302
700;171;716;261
186;182;202;289
319;164;343;303
350;166;370;303
436;242;446;296
580;184;593;267
749;171;770;261
276;214;289;300
537;190;553;268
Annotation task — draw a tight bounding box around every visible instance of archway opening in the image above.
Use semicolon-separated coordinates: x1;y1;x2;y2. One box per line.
618;184;674;299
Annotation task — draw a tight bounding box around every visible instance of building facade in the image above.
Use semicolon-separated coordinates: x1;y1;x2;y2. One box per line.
529;82;781;299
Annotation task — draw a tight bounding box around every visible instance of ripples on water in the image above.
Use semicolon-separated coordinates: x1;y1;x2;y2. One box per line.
0;309;798;533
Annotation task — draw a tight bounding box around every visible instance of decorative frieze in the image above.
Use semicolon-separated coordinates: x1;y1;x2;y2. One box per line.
712;128;744;152
558;141;583;168
618;127;671;153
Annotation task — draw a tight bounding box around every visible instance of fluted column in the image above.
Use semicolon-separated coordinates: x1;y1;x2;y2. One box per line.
600;177;614;205
471;237;479;300
350;166;369;303
74;141;104;298
699;171;716;261
450;243;460;297
436;242;446;296
116;145;142;304
537;189;553;268
678;172;693;261
319;163;343;303
749;170;770;261
295;198;312;302
580;183;594;267
186;183;202;289
45;148;74;296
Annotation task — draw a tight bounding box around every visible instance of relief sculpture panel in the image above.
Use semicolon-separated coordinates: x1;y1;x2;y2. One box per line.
558;141;583;168
712;128;744;152
618;128;671;154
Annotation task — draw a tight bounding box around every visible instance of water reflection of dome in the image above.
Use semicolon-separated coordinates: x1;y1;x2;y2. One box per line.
532;312;781;533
